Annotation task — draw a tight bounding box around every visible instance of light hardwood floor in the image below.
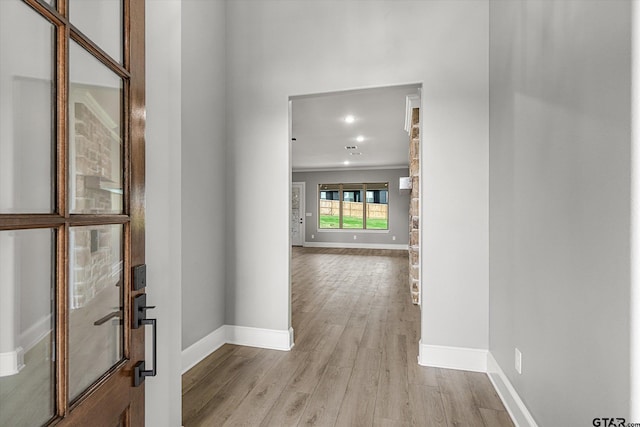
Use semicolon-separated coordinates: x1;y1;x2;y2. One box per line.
182;247;514;427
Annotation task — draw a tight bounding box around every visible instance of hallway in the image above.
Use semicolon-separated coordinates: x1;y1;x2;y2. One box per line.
182;248;513;426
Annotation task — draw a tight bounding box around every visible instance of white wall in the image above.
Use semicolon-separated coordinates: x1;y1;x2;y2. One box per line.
225;0;489;349
181;0;227;350
145;1;182;425
633;1;640;419
489;1;632;424
292;169;410;247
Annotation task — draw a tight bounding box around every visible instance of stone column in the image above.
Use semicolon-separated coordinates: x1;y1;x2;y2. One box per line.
409;108;420;304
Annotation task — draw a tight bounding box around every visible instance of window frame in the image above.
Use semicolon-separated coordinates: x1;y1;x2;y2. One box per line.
317;182;389;231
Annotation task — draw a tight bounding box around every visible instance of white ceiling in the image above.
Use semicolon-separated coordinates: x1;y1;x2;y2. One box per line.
291;84;421;171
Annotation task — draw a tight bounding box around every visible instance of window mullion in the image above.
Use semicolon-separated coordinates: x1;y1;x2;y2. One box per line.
339;184;343;229
363;184;367;230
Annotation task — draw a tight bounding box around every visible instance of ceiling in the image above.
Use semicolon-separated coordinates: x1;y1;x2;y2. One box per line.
291;84;421;172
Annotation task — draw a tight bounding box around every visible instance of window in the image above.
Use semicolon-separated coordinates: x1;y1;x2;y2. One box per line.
318;183;389;230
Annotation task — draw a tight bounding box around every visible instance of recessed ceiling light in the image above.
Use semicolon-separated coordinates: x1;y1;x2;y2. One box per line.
356;135;364;142
343;160;350;165
344;115;355;124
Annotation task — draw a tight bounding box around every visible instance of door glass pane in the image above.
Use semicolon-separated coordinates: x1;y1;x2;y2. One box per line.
69;0;122;63
0;0;55;213
69;41;123;214
0;229;55;426
342;184;363;229
69;224;123;401
365;183;389;230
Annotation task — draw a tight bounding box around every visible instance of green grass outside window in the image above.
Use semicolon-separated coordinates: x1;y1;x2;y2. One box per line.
319;215;388;230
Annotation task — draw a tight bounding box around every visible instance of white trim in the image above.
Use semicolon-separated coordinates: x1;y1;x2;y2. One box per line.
292;165;409;173
0;347;24;377
19;314;52;353
404;93;421;133
289;83;422;101
418;341;487;372
181;325;294;375
487;352;538;427
226;325;294;351
181;324;226;374
303;241;408;250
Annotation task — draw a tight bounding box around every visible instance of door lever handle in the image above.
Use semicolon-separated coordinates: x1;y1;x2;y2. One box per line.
93;310;122;326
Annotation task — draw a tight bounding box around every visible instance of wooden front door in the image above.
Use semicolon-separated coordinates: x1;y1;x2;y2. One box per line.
0;0;146;425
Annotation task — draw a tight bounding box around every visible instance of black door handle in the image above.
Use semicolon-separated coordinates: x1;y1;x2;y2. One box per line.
133;293;157;387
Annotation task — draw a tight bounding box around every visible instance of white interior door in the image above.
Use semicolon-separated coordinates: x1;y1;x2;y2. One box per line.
291;182;305;246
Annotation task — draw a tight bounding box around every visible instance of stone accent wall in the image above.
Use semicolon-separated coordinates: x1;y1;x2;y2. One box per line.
74;102;114;213
71;226;116;309
70;101;120;308
409;108;420;304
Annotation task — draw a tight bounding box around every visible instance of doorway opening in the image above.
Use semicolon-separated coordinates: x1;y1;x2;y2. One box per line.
288;83;422;348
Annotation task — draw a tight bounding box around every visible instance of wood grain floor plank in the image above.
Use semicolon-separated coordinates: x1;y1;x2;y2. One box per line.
360;317;387;350
327;318;366;368
182;344;237;395
334;348;382;427
479;407;515;427
187;350;282;426
259;389;310;427
408;384;447;427
382;331;408;363
407;362;440;388
222;350;310;426
288;348;334;394
182;355;254;423
465;371;505;412
298;364;353;426
374;351;412;423
436;368;485;427
373;418;406;427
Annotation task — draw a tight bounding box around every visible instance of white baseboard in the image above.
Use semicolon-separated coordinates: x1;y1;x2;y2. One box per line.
0;347;24;377
181;325;294;374
418;341;487;372
226;325;294;351
487;352;538;427
303;241;408;250
20;315;52;353
181;324;226;374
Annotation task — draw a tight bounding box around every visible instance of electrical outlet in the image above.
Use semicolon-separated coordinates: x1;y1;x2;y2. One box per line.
392;235;396;241
311;234;315;239
515;348;522;374
353;235;357;240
